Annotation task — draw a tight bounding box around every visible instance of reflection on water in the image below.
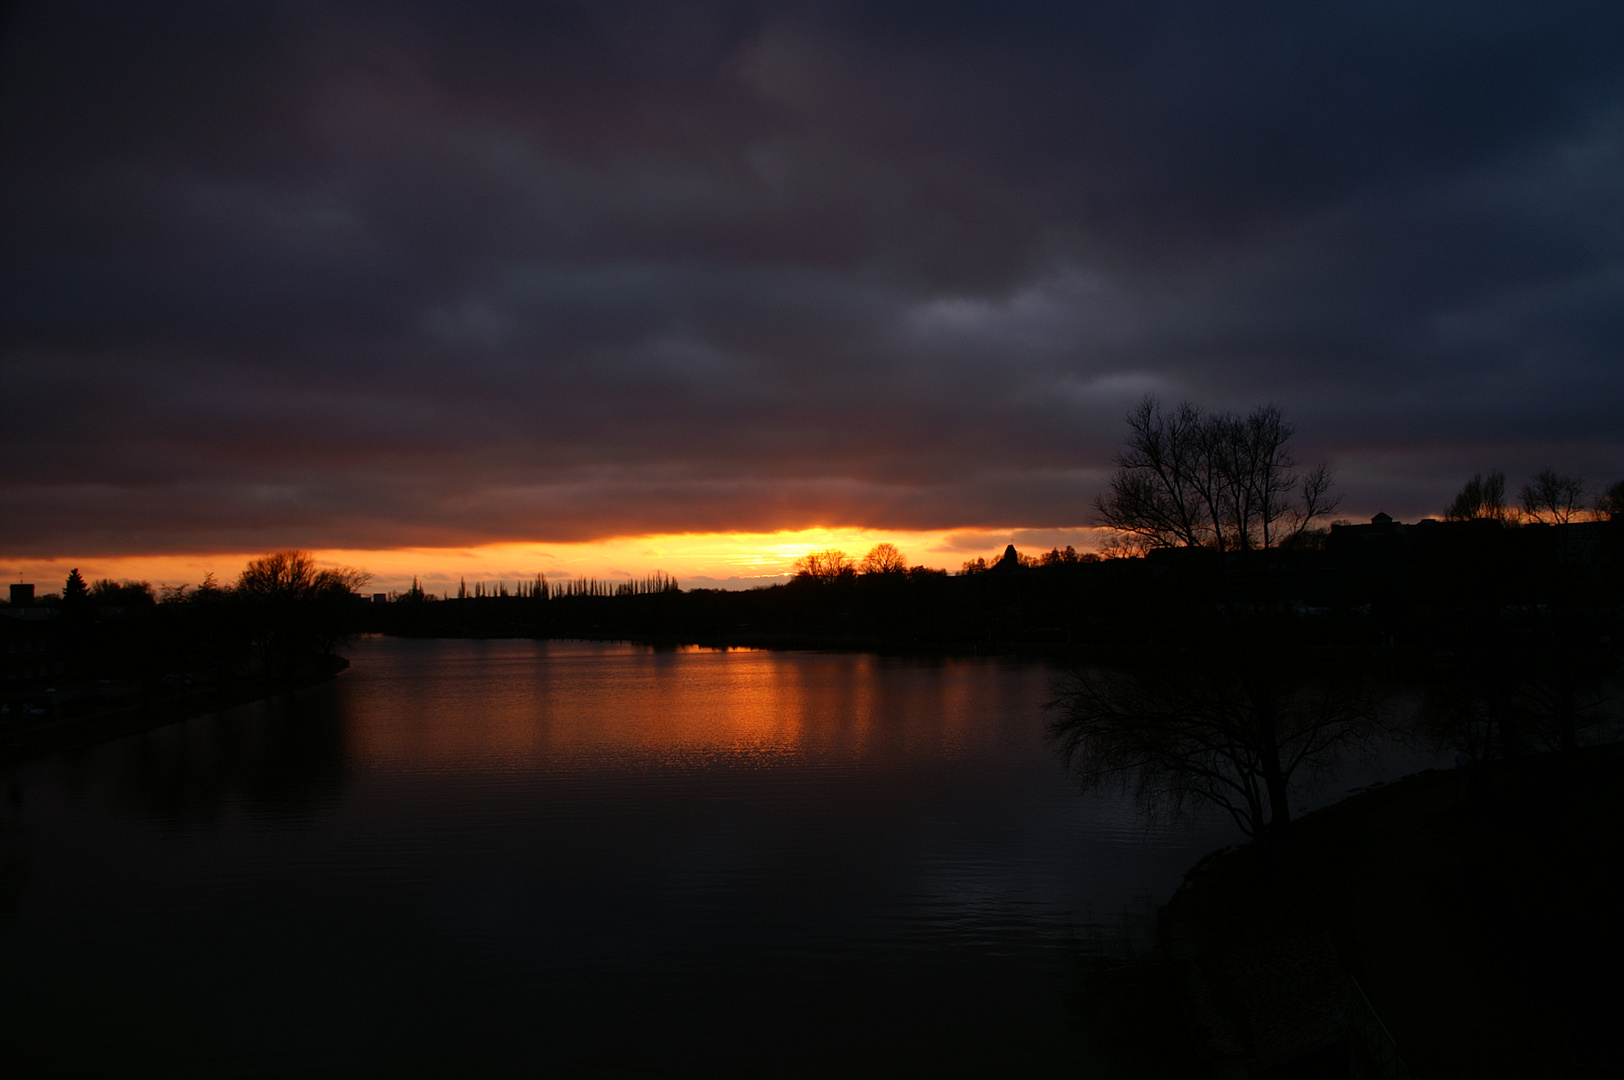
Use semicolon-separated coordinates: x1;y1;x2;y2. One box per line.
0;638;1240;1076
344;643;998;770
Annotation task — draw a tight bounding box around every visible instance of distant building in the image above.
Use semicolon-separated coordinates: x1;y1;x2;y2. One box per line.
373;593;388;605
9;583;34;607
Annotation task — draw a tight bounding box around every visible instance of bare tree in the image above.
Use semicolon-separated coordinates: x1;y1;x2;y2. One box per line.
859;543;908;575
1596;479;1624;521
237;550;368;601
1058;398;1367;840
793;549;855;583
1093;399;1218;551
1445;471;1512;521
236;550;369;673
1520;468;1586;525
1093;397;1337;553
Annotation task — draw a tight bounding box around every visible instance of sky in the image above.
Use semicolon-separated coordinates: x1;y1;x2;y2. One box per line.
4;2;1623;591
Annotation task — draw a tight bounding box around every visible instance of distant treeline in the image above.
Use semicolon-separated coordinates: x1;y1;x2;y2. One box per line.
8;516;1621;678
439;571;679;601
356;516;1624;661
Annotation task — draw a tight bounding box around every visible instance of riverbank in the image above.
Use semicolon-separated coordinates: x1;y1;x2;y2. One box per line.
1157;745;1623;1077
0;654;350;764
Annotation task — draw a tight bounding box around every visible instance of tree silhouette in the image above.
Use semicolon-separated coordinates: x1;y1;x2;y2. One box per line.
89;578;156;606
794;549;855;583
1597;479;1624;520
236;550;366;602
235;550;368;675
1039;546;1088;566
62;568;88;604
1055;398;1367;841
1520;468;1586;525
1093;397;1336;553
1445;471;1512;521
859;543;907;575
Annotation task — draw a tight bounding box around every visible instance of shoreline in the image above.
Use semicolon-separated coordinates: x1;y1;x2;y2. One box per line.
0;655;350;765
1157;746;1623;1077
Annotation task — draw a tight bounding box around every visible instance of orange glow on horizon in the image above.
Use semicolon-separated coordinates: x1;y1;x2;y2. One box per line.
2;525;1106;596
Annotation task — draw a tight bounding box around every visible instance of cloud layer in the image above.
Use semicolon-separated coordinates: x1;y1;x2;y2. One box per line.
5;1;1623;555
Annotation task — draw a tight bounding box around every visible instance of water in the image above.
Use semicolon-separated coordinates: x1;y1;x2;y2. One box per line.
0;637;1243;1076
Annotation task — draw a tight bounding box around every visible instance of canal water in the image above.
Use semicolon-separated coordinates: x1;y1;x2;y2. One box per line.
0;637;1246;1075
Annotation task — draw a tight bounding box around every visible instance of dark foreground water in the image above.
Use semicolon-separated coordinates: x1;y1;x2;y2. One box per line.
0;638;1245;1076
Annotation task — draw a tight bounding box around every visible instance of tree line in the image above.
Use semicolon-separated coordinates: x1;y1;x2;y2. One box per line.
4;552;372;712
441;573;679;601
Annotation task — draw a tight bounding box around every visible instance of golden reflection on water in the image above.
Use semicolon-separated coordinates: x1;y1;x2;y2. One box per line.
341;641;1011;772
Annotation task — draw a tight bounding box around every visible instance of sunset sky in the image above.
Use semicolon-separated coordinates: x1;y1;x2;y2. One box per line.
4;3;1623;592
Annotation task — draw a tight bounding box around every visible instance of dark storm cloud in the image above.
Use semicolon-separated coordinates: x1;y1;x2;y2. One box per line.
4;1;1623;555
